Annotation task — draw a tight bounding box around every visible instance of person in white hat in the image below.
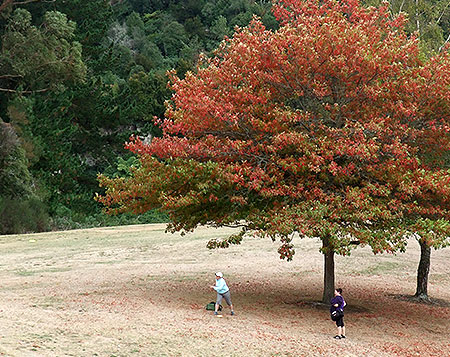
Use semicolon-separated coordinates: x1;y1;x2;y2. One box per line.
210;272;234;316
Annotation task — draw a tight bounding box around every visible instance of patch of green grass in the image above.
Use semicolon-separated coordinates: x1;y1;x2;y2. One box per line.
30;333;54;342
15;270;35;276
14;266;71;276
43;267;72;273
174;275;199;282
358;261;402;275
430;273;450;283
292;270;316;277
34;296;64;308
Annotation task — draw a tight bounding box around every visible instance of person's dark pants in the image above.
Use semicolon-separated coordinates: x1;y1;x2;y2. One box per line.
335;315;344;327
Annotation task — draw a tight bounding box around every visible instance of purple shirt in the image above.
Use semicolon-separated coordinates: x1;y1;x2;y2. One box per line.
330;295;345;313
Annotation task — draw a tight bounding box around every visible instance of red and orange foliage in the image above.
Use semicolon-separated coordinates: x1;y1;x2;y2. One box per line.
97;0;450;259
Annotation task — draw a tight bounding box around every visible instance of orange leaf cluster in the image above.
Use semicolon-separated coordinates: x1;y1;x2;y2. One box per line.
97;0;450;259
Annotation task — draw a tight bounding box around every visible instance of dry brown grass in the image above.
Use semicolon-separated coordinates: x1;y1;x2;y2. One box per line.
0;224;449;356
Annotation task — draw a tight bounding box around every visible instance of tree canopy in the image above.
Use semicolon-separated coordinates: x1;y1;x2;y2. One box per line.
0;8;85;94
98;0;450;302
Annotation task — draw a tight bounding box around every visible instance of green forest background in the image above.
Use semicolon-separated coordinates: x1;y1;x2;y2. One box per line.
0;0;448;234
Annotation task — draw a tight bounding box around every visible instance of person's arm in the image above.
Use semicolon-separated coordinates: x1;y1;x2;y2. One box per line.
330;297;338;308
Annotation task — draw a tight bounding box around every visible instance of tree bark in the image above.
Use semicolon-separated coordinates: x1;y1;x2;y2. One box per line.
322;235;335;304
415;239;431;300
0;0;51;14
0;0;13;13
415;0;420;35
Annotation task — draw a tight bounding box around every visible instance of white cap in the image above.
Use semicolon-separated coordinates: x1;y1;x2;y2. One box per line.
215;272;223;278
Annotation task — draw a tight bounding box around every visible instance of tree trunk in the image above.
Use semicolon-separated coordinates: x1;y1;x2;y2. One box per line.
415;0;420;35
322;236;335;304
415;239;431;300
0;0;13;14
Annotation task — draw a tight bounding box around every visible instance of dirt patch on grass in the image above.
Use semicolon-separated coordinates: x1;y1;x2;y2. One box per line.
0;224;449;356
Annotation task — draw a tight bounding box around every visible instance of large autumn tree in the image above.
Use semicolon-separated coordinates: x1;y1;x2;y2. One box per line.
98;0;450;303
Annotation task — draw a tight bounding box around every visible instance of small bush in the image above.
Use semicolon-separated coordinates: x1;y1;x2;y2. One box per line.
50;205;169;231
0;197;50;234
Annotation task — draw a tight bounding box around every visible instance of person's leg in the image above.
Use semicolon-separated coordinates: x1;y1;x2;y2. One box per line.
215;293;223;314
335;317;344;338
223;291;234;315
334;320;340;338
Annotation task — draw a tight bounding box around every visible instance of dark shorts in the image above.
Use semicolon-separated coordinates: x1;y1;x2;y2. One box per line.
216;290;232;306
335;314;344;327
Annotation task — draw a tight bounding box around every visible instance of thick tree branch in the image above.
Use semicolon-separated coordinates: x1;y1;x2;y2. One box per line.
437;0;450;24
0;0;13;13
13;0;40;4
0;87;50;93
0;0;55;13
0;74;22;79
439;33;450;52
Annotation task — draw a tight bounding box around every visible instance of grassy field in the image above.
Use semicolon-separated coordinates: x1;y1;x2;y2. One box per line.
0;224;449;356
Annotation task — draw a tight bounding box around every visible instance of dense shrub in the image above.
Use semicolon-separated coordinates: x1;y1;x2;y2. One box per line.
50;205;168;231
0;197;50;235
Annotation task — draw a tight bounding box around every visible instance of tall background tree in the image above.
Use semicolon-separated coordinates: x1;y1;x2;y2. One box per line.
0;6;85;233
0;0;276;232
364;0;450;53
98;0;450;302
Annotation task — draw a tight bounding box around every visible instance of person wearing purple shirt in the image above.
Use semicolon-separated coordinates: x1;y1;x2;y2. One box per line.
330;288;346;339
